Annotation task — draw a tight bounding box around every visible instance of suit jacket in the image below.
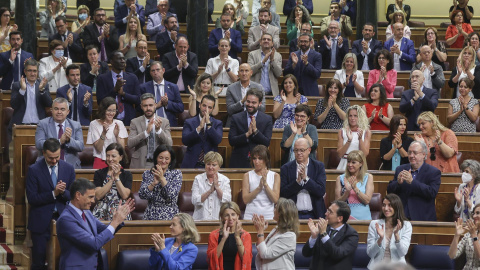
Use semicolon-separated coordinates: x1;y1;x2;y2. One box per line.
146;11;177;42
48;31;84;62
26;159;75;234
318;38;349;70
280;158;326;218
384;38;416;71
283;0;313;15
39;11;56;38
39;55;73;92
225;81;266;127
149;238;198;270
139;80;184;127
82;23;120;62
411;62;445;91
387;163;441;221
125;56;154;84
35;117;84;168
251;12;280;28
284;50;322;97
127;115;173;169
57;204;119;270
302;223;359;270
114;3;146;35
228;110;272;168
289;38;320;53
181;115;223;168
208;28;242;59
162;51;199;92
96;71;140;126
399;87;438;131
80;61;110;89
247;24;280;51
247;49;282;97
352;38;383;70
155;31;187;57
320;16;353;38
56;84;93;126
0;49;34;90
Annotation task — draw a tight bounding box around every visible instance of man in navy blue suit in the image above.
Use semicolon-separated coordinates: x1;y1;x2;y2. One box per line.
228;88;272;168
126;40;154;84
96;51;140;126
56;64;93;126
387;141;441;221
0;31;34;90
49;16;84;62
155;15;186;57
181;95;223;168
26;138;76;270
139;61;184;127
318;21;349;70
384;23;416;71
114;0;146;35
284;33;322;97
399;70;438;131
280;138;327;219
208;13;242;59
352;23;383;71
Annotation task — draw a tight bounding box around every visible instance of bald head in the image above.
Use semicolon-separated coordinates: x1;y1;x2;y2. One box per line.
393;22;404;40
293;138;311;163
419;45;432;62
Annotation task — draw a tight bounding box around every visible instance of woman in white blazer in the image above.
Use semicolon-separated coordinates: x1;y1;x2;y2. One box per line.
333;53;365;98
39;40;72;93
366;193;412;269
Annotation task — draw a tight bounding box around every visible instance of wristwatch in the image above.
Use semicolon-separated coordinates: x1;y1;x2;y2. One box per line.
473;237;478;242
302;131;308;136
206;123;212;127
320;232;328;238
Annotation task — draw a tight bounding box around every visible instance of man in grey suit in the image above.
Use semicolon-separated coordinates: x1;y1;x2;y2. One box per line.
226;63;265;127
247;8;280;51
35;98;84;169
248;33;282;97
128;93;173;169
252;0;280;28
411;45;445;92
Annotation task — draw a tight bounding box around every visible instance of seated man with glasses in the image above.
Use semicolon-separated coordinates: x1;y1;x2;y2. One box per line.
288;22;319;53
280;137;327;219
387;141;441;221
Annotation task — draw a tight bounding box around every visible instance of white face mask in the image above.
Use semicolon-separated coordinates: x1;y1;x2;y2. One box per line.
462;172;473;183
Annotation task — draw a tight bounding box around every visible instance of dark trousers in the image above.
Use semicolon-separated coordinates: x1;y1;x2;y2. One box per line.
30;230;51;270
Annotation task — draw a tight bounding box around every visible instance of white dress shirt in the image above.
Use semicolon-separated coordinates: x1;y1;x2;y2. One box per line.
295;159;313;211
191;172;232;220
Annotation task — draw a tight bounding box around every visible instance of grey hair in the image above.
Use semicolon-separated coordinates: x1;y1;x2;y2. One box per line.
53;97;69;106
460;159;480;185
24;58;38;68
140;93;155;102
329;20;340;29
410;141;428;159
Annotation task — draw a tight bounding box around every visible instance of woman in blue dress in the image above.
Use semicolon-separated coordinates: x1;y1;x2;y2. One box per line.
272;74;308;128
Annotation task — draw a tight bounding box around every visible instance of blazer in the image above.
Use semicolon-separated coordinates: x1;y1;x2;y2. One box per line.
80;61;110;89
251;11;280;28
39;11;57;38
114;3;146;35
383;38;415;71
127;115;173;169
181;115;223;168
247;24;280;51
146;11;177;42
280;124;318;165
367;69;397;98
367;219;412;269
56;83;93;126
318;38;349;70
255;229;296;270
208;28;242;59
411;62;445;91
284;50;322;97
387;163;441;221
82;23;120;62
319;16;353;38
96;71;140;126
280;158;326;218
448;65;480;99
228;111;272;168
149;238;198;270
35;117;85;169
162;51;199;92
289;39;320;53
283;0;312;15
207;228;252;270
352;38;383;70
399;87;438;131
26;159;75;234
225;81;266;127
39;56;73;92
57;204;119;270
48;31;84;62
155;30;187;57
139;80;184;127
0;49;34;90
247;49;282;97
302;223;359;270
125;56;154;84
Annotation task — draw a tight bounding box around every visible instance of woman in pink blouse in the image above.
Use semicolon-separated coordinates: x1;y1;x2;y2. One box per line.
367;49;397;98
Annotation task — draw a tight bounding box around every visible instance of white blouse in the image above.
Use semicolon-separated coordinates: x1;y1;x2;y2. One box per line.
333;69;365;98
86;119;128;160
191;172;232;221
205;55;239;96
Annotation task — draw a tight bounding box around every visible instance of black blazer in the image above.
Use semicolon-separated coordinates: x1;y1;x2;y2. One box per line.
351;38;383;70
448;65;480;99
380;136;414;170
318;38;349;70
399;87;438;131
48;31;84;62
82;23;120;61
302;223;359;270
162;51;199;92
155;31;186;57
80;61;110;88
93;167;133;191
125;57;154;84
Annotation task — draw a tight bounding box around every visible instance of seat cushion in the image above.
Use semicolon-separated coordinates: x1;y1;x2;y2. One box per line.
352;243;369;269
294;243;311;269
409;245;455;270
116;249;150;270
192;244;208;270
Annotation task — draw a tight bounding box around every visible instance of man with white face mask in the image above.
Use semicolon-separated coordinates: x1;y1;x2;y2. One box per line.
454;159;480;221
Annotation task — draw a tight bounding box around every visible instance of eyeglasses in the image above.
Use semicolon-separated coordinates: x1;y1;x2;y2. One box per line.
293;148;309;153
295;114;308;119
430;147;436;161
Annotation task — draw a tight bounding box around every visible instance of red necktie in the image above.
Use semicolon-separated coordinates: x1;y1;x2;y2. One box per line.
82;212;86;221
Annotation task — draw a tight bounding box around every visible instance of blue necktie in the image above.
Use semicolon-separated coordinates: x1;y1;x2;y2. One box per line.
330;39;337;69
51;165;57;187
156;84;165;117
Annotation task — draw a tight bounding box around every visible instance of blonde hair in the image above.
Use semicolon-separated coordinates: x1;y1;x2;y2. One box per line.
391;10;407;27
459;46;477;71
341;53;358;73
344;150;368;183
218;202;242;236
343;105;370;130
204;151;223;167
174;213;200;244
47;0;64;14
276;198;299;236
77;5;89;15
124;16;144;45
416;111;448;132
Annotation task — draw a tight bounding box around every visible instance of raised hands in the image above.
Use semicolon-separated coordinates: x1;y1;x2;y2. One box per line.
290;121;297;134
152;233;166;252
151;163;165;185
290;52;299;66
112;198;135;227
324;35;332;48
187;85;196;99
252;214;267;234
375;222;385;239
113;123;120;138
19;76;26;90
54;180;67;196
454;217;466;236
307;218;320;238
84;91;92;105
454;187;463;204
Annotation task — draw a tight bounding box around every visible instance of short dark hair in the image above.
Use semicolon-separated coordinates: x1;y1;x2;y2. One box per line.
221;12;232;20
163;15;177;25
140;93;155;102
246;88;264;102
43;138;61;153
105;143;128;167
70;178;96;197
150;61;163;69
332;200;351;224
201;94;216;107
153;145;176;170
295;104;312;117
85;45;98;54
374;49;394;71
9;31;22;39
109;50;122;63
55;15;67;24
299;32;312;41
0;7;10;18
324;78;344;106
258;7;271;16
367;83;387;106
24;58;38;69
363;22;375;32
94;8;105;15
250;145;271;168
97;97;117;119
66;64;80;76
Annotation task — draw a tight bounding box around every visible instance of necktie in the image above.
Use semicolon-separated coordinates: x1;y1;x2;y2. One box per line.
330;39;337;69
72;87;78;121
81;211;86;222
58;124;65;160
329;229;338;237
64;34;70;57
50;165;57;187
156;84;165;117
139;59;145;83
99;27;107;61
116;75;124;114
198;128;205;163
147;123;155;160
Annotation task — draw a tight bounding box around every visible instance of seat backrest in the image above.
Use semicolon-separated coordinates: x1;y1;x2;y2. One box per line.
236;189;246;219
409;245;455;269
407;20;425;27
99;248;109;270
318;84;325;97
178;191;194;215
23;145;39;177
172;145;186;168
476;116;480;132
192;244;208;270
324;148;341;169
177;110;193;127
131;192;148;220
282;58;288;69
444;61;450;71
294;243;312;268
352;243;370;268
116;250;150;270
78;146;94;169
393;86;405;98
366;149;381;171
369;193;382;220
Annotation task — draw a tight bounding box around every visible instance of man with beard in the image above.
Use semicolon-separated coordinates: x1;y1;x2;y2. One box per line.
208;13;242;59
247;8;280;51
155;15;186;57
0;31;34;90
82;8;120;62
352;23;383;71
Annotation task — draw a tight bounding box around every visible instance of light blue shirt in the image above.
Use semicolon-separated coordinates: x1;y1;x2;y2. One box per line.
247;110;259;126
111;71;125;120
260;51;272;94
22;81;40;124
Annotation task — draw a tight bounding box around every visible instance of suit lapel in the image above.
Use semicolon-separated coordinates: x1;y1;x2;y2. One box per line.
107;71;115;90
40;160;55;190
49;118;57;139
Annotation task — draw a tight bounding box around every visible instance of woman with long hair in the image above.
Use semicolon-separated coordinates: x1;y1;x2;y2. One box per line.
313;79;350;129
455;160;480;222
447;77;479;132
334;53;365;98
286;5;312;43
464;32;480;65
188;73;222;116
446;9;473;48
380;115;413;171
385;10;411;41
367;49;397;98
448;203;480;268
118;16;146;59
0;7;17;53
363;84;394;130
448;46;480;99
273;74;308;128
386;0;411;22
39;0;65;38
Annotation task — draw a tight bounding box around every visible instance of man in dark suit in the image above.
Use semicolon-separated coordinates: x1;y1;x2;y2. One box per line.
318;21;349;70
139;61;184;127
302;201;359;270
399;70;438;131
208;13;242;59
96;51;140;126
82;8;120;62
181;95;223;168
352;23;383;71
228;88;272;168
126;40;153;84
146;0;177;41
280;138;327;219
289;22;319;53
114;0;145;35
49;16;84;62
56;64;93;126
162;36;198;93
384;23;416;71
26;138;76;270
387;141;441;221
0;31;34;90
284;33;322;97
155;15;186;57
80;45;110;91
